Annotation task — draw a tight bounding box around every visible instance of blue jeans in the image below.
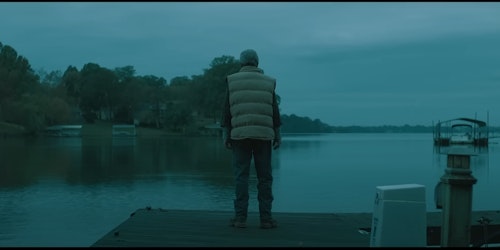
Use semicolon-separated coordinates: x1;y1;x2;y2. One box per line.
232;138;274;221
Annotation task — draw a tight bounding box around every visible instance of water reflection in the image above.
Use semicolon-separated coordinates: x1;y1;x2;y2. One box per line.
1;136;232;187
0;137;83;188
1;134;499;247
76;136;236;187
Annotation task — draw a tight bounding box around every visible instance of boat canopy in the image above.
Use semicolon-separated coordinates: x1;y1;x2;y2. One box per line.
451;124;472;129
436;117;487;128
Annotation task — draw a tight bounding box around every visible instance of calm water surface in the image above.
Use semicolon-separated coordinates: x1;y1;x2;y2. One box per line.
0;133;499;246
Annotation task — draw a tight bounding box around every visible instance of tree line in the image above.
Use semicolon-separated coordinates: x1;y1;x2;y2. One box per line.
5;41;495;136
1;41;336;135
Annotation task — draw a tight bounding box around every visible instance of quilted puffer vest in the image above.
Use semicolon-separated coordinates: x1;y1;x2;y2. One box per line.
227;66;276;140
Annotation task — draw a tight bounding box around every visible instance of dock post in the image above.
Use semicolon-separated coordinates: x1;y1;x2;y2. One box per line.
440;149;477;247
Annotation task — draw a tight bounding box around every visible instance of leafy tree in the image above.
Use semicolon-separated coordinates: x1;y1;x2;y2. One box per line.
168;76;191;102
79;63;119;122
163;101;193;132
140;75;168;128
37;68;62;86
0;43;39;101
194;55;240;122
0;42;43;130
114;65;136;83
1;93;70;133
112;66;136;123
170;76;191;86
62;66;81;98
39;95;71;126
280;114;333;133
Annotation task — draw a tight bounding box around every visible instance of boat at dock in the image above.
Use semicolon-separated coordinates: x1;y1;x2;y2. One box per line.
449;124;474;144
433;117;489;147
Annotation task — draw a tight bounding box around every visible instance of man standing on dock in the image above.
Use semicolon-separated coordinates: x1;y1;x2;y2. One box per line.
221;49;282;229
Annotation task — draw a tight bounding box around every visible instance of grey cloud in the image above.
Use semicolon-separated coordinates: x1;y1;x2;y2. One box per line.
1;2;500;126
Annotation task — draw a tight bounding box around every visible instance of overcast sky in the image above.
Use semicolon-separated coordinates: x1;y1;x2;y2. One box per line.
1;2;500;126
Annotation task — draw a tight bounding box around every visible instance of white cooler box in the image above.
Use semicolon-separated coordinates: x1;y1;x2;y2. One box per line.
370;183;427;247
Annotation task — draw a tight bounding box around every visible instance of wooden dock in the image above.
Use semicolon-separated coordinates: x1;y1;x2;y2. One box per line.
91;208;500;247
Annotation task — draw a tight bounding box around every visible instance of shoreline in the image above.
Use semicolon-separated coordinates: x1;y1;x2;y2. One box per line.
0;121;184;138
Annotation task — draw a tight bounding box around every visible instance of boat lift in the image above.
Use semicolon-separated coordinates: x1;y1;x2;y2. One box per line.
433;117;488;147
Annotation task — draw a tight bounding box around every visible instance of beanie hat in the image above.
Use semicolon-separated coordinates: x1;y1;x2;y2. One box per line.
240;49;259;66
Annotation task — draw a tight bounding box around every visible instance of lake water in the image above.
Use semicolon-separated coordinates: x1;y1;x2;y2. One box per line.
0;133;499;247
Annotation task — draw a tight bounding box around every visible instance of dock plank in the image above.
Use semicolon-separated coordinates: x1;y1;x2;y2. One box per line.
91;208;500;247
